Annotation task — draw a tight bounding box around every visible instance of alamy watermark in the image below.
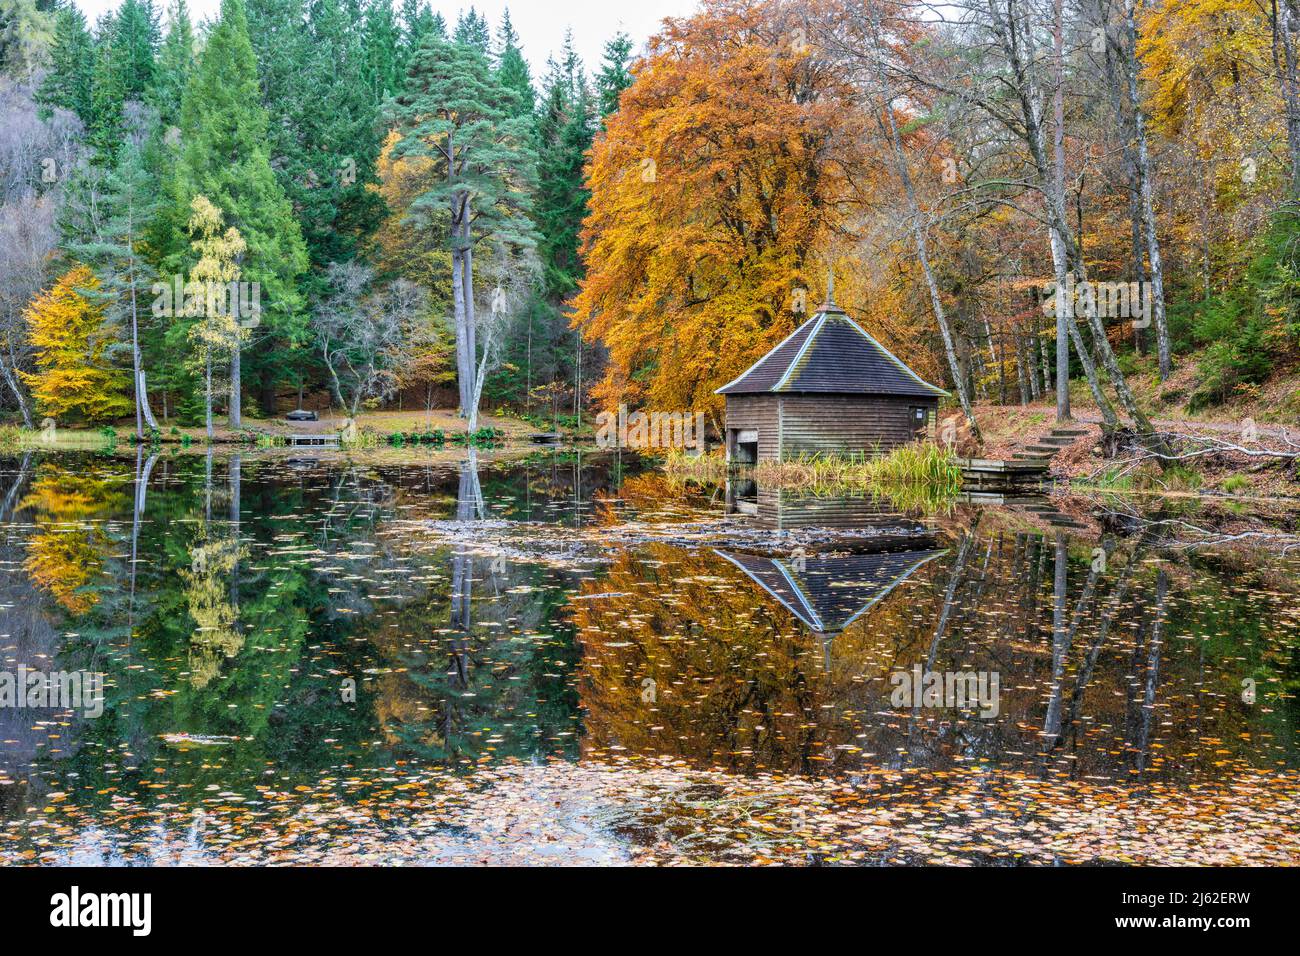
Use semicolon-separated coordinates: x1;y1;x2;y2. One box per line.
151;275;261;328
50;886;151;936
1041;274;1152;329
595;404;706;450
889;664;1000;719
0;667;104;718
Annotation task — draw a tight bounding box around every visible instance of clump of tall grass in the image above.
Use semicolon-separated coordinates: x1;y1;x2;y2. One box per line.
1221;474;1250;494
664;442;962;497
0;425;36;449
344;427;382;448
752;444;961;492
662;450;728;483
1080;461;1206;495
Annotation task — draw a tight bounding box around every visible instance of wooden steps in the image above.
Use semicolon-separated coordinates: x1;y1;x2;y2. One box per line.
1007;425;1092;467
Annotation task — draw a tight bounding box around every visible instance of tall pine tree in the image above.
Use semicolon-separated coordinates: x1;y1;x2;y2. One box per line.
168;0;307;424
361;0;402;102
494;8;533;116
389;33;537;419
147;0;192;128
453;6;489;53
35;5;95;124
596;31;633;119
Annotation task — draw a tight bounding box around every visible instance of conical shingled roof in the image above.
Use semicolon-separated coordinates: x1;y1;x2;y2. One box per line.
715;305;949;398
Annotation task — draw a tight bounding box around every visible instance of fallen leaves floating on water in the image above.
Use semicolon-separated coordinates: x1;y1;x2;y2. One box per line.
2;757;1296;867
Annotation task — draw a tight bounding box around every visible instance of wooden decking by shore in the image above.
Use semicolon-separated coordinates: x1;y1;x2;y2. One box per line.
957;456;1051;492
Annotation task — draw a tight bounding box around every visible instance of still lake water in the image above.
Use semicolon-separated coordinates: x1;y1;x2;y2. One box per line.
0;448;1297;865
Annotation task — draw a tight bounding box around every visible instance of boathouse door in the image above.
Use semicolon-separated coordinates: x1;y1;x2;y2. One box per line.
728;428;759;463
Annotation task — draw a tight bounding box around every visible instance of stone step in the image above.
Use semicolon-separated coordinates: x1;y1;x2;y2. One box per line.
1036;435;1077;446
1012;453;1052;461
1023;444;1061;455
1050;428;1089;437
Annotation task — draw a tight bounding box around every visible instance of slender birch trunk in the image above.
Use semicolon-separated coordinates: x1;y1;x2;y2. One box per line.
997;0;1116;425
0;351;32;428
1099;3;1149;354
874;64;981;439
467;322;494;433
1121;0;1171;380
229;337;241;429
998;0;1121;429
1052;0;1071;420
205;349;214;441
128;222;144;440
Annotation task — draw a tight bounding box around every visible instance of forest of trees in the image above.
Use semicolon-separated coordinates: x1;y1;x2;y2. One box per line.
574;0;1300;444
0;0;633;437
0;0;1298;443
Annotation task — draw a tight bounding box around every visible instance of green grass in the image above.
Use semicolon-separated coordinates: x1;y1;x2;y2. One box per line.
1087;467;1136;492
0;425;35;450
1221;474;1250;494
665;442;963;497
1078;461;1208;495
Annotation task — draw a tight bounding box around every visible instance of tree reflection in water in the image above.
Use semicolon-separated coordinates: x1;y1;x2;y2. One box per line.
0;451;1293;849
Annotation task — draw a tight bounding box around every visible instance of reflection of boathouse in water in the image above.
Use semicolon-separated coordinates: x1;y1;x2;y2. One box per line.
725;477;929;535
715;546;944;644
718;480;944;661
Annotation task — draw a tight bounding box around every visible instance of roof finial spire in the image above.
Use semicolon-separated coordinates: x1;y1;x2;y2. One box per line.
822;266;837;311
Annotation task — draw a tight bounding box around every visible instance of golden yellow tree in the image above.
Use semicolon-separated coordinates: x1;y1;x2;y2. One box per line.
186;195;246;438
1139;0;1282;276
21;265;130;423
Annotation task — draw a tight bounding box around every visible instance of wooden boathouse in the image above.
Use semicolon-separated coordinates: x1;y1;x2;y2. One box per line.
716;293;949;463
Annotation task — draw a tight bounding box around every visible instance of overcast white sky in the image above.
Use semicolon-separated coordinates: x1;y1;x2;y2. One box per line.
72;1;701;74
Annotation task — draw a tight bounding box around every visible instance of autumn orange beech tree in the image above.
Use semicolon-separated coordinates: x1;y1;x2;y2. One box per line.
572;0;873;427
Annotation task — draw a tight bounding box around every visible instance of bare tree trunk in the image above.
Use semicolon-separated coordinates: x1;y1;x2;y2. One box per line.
464;231;477;408
997;0;1121;429
130;268;143;440
1036;326;1050;397
1273;0;1300;195
1048;228;1073;420
1121;0;1171;380
525;309;533;414
1098;0;1149;357
229;340;241;429
467;323;495;433
139;372;158;431
205;350;214;441
875;74;981;440
450;237;470;416
1130;186;1147;351
1016;333;1031;404
1052;0;1071;421
0;353;32;428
